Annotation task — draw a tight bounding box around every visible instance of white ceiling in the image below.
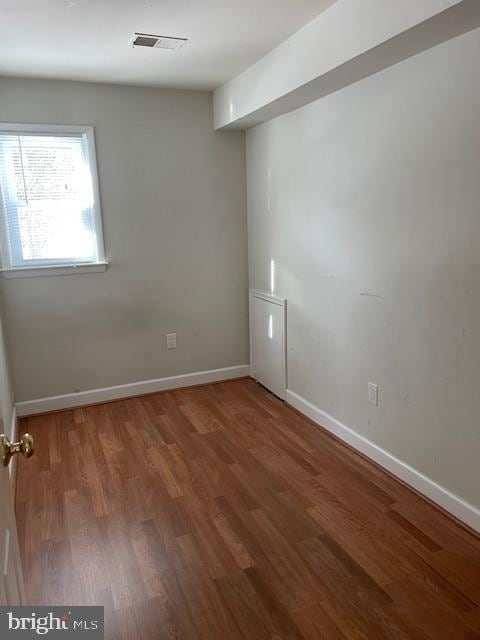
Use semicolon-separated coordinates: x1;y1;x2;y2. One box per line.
0;0;337;90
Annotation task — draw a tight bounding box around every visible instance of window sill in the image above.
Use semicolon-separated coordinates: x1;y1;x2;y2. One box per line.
1;262;108;279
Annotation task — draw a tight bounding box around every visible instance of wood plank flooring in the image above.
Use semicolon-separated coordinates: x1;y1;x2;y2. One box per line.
16;378;480;639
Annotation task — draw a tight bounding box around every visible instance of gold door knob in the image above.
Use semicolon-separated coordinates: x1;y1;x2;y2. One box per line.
0;433;34;467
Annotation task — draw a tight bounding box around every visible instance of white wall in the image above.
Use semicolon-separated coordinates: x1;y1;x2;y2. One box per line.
0;300;14;435
0;77;248;401
246;27;480;510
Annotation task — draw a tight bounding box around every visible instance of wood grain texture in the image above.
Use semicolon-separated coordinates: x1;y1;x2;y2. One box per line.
16;379;480;639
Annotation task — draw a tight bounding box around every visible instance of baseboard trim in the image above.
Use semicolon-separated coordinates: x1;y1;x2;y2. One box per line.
16;365;250;417
286;389;480;534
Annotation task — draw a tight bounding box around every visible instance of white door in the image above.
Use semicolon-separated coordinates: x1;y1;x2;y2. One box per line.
250;290;287;400
0;423;26;606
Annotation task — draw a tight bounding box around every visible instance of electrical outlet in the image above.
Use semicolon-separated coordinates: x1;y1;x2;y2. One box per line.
368;381;378;406
166;332;177;349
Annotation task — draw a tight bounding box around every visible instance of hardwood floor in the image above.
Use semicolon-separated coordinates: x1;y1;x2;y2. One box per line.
16;378;480;639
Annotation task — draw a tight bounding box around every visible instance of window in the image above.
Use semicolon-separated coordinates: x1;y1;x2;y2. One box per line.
0;124;106;277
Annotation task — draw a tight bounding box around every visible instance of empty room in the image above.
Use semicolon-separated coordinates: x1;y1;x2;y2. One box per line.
1;0;480;638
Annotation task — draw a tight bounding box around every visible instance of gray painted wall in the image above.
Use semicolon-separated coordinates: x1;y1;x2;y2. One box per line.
246;28;480;509
0;77;248;401
0;301;14;434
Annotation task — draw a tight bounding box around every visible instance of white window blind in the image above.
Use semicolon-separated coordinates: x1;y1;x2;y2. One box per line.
0;127;104;271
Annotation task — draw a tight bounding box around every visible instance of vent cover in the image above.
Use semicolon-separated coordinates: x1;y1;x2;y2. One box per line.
131;33;187;50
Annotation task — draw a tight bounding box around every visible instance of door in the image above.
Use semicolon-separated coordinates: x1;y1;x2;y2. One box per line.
0;424;31;605
250;290;287;400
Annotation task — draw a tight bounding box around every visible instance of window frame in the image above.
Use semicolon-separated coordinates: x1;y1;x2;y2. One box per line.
0;123;107;278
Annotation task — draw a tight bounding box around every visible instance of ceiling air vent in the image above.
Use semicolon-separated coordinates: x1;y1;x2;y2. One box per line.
131;33;187;50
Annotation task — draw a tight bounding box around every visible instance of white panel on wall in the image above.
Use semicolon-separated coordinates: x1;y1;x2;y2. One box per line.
249;290;286;400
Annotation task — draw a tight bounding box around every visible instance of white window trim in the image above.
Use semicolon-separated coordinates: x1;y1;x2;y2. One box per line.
0;122;107;278
2;262;108;279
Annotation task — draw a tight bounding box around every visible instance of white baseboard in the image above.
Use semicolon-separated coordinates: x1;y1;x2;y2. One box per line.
286;389;480;534
15;365;249;417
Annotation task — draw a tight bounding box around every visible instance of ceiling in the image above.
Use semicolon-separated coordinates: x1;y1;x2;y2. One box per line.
0;0;336;90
